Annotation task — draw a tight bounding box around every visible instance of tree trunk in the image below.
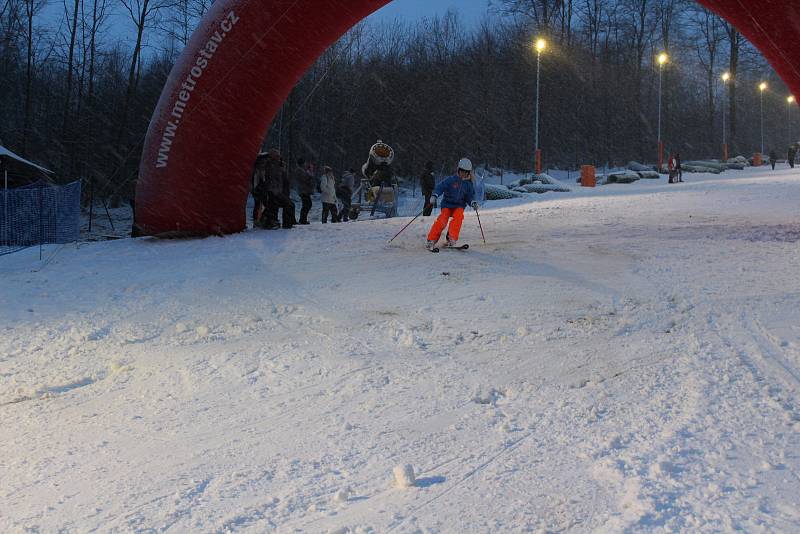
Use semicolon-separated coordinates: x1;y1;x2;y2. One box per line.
61;0;80;177
22;0;34;157
726;24;740;153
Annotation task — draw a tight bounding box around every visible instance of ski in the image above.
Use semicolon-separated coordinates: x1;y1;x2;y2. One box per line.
428;244;468;253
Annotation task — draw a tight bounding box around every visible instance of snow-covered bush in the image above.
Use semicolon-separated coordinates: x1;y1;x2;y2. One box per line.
516;183;571;194
727;156;748;169
684;160;725;172
682;164;721;174
485;183;525;200
507;173;562;189
635;170;660;179
626;161;652;172
603;171;640;184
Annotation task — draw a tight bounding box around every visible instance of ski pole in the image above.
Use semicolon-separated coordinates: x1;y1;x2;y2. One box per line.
388;207;425;243
474;205;487;245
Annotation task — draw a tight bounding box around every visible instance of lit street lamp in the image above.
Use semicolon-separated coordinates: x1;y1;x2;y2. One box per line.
534;38;547;175
657;53;668;170
759;82;767;155
721;72;731;161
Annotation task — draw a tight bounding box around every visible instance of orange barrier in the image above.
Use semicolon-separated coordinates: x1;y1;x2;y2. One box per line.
753;152;763;166
580;165;596;187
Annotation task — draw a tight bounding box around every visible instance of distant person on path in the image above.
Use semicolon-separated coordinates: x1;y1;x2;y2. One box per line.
668;153;678;184
421;160;436;216
295;159;315;225
320;165;339;223
675;152;683;182
338;168;355;222
769;149;777;170
425;157;478;250
788;145;797;169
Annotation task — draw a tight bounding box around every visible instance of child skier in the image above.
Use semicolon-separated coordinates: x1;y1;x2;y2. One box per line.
425;157;479;250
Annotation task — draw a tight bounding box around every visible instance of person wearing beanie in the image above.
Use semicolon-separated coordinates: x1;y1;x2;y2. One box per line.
425;157;478;249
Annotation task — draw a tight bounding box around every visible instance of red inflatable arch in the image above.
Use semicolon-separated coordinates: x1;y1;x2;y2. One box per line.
135;0;800;236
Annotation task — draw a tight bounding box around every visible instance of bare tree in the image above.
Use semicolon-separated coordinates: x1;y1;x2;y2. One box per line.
117;0;176;147
723;21;742;153
691;5;723;151
21;0;46;156
58;0;79;174
491;0;563;31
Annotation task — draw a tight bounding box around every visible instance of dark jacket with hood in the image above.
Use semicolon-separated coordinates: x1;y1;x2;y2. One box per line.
296;165;316;196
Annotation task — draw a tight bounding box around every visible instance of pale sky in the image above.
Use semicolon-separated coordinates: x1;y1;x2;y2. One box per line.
368;0;492;25
41;0;494;52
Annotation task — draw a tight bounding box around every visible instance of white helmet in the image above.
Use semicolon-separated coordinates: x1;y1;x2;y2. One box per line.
457;158;473;172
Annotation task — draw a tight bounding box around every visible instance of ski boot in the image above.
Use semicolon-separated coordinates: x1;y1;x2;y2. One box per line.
425;240;437;250
444;234;457;248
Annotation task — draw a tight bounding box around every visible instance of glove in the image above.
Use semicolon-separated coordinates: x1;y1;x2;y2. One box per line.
427;195;437;208
470;201;479;209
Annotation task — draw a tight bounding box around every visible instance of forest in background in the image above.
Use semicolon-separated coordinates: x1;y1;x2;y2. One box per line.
0;0;795;204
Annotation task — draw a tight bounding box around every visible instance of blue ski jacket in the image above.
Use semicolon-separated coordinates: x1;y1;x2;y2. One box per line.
434;175;475;209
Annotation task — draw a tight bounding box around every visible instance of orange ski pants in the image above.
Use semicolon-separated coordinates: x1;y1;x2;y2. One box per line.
427;207;464;242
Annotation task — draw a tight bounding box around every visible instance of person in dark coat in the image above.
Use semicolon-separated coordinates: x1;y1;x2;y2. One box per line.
337;168;355;222
264;149;294;229
769;149;777;170
788;145;797;169
421;160;436;216
295;158;315;225
675;153;683;182
280;157;296;228
251;153;275;228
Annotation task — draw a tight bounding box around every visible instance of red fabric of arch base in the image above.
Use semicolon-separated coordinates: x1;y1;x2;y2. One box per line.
137;0;800;237
697;0;800;99
136;0;390;236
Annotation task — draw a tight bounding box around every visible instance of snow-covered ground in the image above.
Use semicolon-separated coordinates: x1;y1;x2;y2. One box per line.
2;166;800;533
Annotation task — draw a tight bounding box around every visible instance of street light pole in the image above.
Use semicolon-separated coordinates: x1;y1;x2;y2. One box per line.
759;82;767;155
657;53;668;170
788;95;796;142
721;72;730;161
534;38;546;175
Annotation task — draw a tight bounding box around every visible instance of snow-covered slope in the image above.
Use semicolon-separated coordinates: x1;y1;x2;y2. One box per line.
3;167;800;532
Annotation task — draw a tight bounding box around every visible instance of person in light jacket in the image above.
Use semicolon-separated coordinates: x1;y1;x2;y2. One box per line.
320;166;339;223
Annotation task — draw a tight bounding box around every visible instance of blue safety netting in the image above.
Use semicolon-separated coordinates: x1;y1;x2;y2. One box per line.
0;180;81;256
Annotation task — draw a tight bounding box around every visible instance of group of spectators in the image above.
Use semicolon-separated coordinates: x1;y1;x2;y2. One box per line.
251;149;357;229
